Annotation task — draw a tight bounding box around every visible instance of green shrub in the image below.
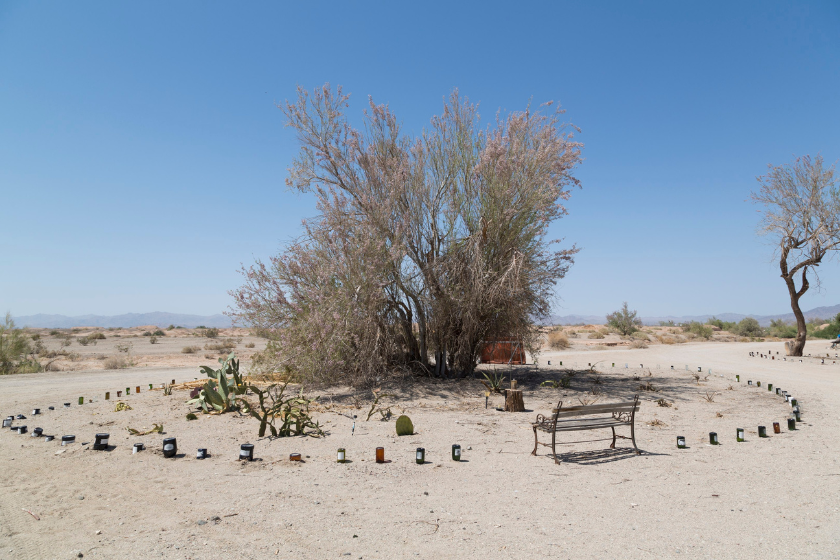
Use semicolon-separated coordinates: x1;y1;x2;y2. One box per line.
90;332;106;340
812;313;840;339
149;336;158;344
684;321;713;340
0;314;43;374
767;319;798;339
204;328;219;339
707;316;737;332
606;302;642;335
245;342;256;348
631;331;650;341
49;330;60;336
733;317;764;337
142;331;152;337
588;331;605;339
152;329;165;337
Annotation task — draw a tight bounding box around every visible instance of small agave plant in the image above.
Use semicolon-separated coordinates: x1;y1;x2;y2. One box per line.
187;352;247;413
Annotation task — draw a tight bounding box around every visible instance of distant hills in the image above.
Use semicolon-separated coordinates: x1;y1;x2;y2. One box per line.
13;312;234;329
13;303;840;329
547;304;840;327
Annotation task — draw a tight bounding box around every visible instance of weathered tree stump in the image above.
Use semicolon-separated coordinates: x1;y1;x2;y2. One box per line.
504;389;525;412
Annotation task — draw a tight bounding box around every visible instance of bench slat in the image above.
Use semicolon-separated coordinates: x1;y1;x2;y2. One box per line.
551;402;638;414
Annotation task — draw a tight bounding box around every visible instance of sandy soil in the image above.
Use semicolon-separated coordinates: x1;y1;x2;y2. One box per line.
0;340;838;559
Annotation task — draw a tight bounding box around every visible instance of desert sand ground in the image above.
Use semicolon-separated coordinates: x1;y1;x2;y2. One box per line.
1;339;839;559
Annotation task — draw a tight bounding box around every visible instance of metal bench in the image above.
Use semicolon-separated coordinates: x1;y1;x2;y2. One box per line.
532;395;641;463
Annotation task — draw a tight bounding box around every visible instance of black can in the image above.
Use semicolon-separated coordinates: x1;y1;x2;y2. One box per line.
93;433;110;450
61;435;75;445
63;403;70;408
239;443;254;461
32;427;43;437
44;435;54;442
163;437;177;458
2;416;12;428
32;409;40;415
197;448;207;460
133;443;144;454
16;426;27;434
48;406;54;411
787;418;796;431
16;414;25;420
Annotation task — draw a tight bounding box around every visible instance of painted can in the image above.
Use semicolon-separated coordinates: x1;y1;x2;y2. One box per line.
196;448;207;460
105;392;110;400
709;432;718;445
32;427;43;437
133;443;144;454
61;435;75;445
773;422;781;434
793;407;801;422
44;435;54;442
93;433;110;450
162;437;177;458
416;447;426;464
2;417;12;428
78;397;84;405
16;414;25;419
736;428;744;442
290;453;301;462
452;444;461;461
32;408;40;415
239;444;255;461
788;418;796;431
149;384;153;390
758;426;767;438
48;406;54;411
677;436;686;449
135;386;140;393
16;426;27;434
767;384;773;392
776;387;781;395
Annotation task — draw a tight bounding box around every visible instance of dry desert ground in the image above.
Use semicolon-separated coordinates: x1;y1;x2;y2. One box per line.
1;333;839;559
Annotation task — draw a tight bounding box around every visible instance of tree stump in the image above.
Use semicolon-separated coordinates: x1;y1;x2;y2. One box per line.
504;389;525;412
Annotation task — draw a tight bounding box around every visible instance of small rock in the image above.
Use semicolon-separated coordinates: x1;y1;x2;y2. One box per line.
423;491;428;496
210;516;221;524
77;496;85;500
95;530;101;535
196;520;206;526
467;446;472;450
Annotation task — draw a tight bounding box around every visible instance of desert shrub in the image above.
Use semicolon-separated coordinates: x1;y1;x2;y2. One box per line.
0;314;42;374
152;329;165;337
631;331;650;341
195;325;206;329
683;321;713;340
203;328;219;339
67;352;82;362
49;330;60;336
142;331;152;337
707;316;737;331
104;356;130;369
181;345;200;354
547;329;570;349
588;331;605;339
30;333;41;341
606;302;643;335
90;332;106;340
77;336;90;346
245;342;256;348
733;317;764;337
658;335;675;345
167;325;175;330
811;313;840;339
597;327;609;336
205;339;236;353
115;342;132;353
629;340;648;349
149;336;158;344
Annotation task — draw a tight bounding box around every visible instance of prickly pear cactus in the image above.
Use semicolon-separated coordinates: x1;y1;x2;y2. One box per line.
395;415;414;436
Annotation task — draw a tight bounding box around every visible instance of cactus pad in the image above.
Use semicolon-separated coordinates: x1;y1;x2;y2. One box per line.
395;415;414;436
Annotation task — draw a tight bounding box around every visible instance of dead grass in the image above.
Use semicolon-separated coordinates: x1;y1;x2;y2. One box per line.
630;340;648;349
547;329;570;349
181;346;200;354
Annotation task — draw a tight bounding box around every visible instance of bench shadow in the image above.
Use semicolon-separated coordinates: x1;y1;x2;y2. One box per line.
552;447;641;465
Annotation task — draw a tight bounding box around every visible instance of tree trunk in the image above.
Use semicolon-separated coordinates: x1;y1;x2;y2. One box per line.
783;271;808;357
504;389;525;412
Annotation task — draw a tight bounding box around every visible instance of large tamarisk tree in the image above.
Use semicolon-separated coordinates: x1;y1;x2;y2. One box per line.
752;155;840;357
230;85;583;384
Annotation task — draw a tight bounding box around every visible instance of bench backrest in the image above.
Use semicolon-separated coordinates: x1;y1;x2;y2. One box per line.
552;399;639;419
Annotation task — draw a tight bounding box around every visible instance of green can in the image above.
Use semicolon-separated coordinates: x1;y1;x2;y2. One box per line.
768;383;773;392
416;448;425;465
452;444;461;461
126;387;131;395
736;428;744;442
758;426;767;438
787;418;796;431
78;396;84;405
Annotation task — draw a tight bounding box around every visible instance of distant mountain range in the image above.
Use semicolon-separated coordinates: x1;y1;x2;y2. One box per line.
14;303;840;329
547;304;840;327
13;312;234;329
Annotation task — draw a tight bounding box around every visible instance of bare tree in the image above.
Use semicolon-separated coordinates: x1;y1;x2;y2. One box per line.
752;155;840;356
230;85;583;384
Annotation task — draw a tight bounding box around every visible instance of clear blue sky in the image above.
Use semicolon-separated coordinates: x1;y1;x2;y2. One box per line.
2;1;839;319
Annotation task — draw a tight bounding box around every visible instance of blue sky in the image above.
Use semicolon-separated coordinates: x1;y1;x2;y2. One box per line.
2;1;839;319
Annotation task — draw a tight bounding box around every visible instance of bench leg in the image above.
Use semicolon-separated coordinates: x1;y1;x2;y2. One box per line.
551;429;559;464
532;426;538;456
610;426;616;449
630;421;641;455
